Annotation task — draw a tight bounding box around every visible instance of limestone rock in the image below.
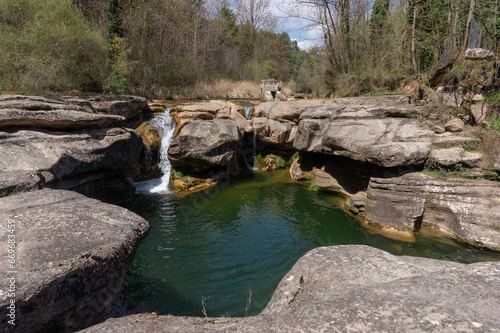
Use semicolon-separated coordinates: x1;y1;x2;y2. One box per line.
471;102;488;124
0;189;149;333
346;191;367;214
253;117;292;149
0;127;142;203
0;109;126;130
430;125;445;134
168;119;241;172
464;48;494;60
289;158;309;181
429;147;482;168
81;245;500;333
444;118;464;132
366;173;500;249
311;168;349;197
295;118;434;167
89;96;149;120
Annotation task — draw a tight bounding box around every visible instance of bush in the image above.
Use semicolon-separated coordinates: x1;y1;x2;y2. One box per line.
0;0;107;93
103;65;128;95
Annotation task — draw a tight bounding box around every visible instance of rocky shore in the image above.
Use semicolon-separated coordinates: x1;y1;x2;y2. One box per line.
82;245;500;333
152;96;500;251
1;93;499;332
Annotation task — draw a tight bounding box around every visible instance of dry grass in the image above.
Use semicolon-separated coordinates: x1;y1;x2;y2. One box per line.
164;79;261;100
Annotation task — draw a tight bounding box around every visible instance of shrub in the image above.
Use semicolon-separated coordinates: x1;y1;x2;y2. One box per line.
103;65;128;95
0;0;107;93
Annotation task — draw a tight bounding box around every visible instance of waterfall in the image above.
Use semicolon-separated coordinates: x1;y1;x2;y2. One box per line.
242;104;259;171
244;105;253;120
136;108;176;194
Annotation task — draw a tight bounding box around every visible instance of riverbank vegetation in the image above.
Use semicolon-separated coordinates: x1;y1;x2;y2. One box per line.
0;0;498;98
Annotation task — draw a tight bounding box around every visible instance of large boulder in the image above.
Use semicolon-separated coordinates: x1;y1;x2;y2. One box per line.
295;118;434;167
0;127;142;203
81;245;500;332
168;119;241;172
0;189;149;333
366;172;500;249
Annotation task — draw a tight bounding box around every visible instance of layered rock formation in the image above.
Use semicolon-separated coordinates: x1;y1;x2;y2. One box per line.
165;96;499;250
0;189;149;333
0;95;148;203
81;245;500;332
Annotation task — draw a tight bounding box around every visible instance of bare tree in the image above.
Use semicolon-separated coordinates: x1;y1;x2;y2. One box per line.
463;0;476;51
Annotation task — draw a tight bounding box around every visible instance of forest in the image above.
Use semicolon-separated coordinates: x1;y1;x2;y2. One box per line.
0;0;498;98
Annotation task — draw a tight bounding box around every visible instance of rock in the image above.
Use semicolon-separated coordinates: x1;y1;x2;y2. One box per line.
253;117;292;149
430;125;445;134
478;132;500;172
429;147;482;168
89;96;149;121
255;100;324;123
366;172;500;249
311;168;349;197
295;118;434;167
428;51;455;87
289;158;309;181
0;127;142;203
464;48;494;60
444;118;464;132
81;245;500;333
0;109;126;130
168;119;241;172
346;191;367;214
471;102;488;124
432;133;480;147
0;189;149;333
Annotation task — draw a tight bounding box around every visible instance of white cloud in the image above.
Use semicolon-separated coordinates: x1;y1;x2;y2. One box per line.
269;0;323;50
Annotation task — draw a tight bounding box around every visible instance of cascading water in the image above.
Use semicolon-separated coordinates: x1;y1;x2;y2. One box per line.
242;104;259;171
244;105;253;120
136;108;176;194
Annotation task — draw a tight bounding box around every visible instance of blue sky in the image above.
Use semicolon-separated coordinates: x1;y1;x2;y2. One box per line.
269;0;323;49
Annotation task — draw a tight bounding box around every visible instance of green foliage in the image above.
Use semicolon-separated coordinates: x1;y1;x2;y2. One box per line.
484;117;500;132
484;170;500;181
433;141;453;149
274;155;286;168
0;0;107;93
103;65;128;95
265;60;277;79
305;177;322;192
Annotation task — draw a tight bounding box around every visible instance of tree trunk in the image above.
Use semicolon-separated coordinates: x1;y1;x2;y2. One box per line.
411;1;418;75
463;0;476;51
452;0;461;52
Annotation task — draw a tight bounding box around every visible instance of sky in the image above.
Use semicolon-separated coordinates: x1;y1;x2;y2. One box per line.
268;0;323;50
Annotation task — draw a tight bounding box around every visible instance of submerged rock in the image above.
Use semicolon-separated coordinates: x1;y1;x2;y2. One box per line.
81;245;500;332
0;189;149;333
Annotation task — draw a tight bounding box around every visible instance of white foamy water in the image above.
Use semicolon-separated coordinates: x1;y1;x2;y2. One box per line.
136;108;176;194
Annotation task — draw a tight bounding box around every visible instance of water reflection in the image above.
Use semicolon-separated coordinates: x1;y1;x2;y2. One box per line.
125;170;500;318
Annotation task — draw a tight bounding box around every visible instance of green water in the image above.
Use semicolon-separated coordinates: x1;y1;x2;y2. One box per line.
124;170;500;318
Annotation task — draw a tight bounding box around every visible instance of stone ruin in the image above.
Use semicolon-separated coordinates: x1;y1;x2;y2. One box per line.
260;79;287;101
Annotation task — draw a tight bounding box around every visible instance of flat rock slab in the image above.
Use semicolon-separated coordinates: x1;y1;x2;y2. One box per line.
0;189;149;332
81;245;500;332
0;109;125;130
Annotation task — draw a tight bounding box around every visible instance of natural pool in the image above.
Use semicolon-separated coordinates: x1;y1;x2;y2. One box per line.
124;169;500;318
